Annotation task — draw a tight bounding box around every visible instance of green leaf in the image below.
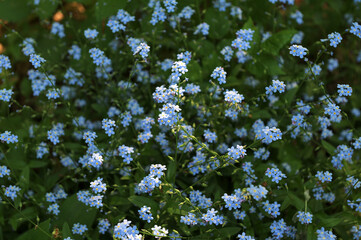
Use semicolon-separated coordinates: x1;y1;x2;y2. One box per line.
36;0;60;20
205;8;230;39
306;224;315;240
16;219;51;240
62;222;71;238
214;227;241;238
53;195;97;227
288;192;304;210
28;160;48;168
186;61;203;83
317;212;353;227
280;196;291;211
128;196;159;213
95;0;127;22
262;29;297;56
9;207;37;231
167;159;177;184
0;0;31;22
321;140;335;155
18;166;30;190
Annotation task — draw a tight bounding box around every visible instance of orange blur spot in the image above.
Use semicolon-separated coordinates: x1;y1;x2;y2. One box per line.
65;2;86;20
53;11;64;22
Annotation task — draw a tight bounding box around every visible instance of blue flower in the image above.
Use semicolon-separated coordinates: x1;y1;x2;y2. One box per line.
0;55;11;72
0;89;13;102
194;23;209;36
134;42;150;60
289;45;308;58
328;32;342;47
51;22;65;38
337;84;352;96
72;223;88;235
350;22;361;38
84;28;98;39
296;211;313;224
211;67;227;84
139;206;154;223
29;54;46;68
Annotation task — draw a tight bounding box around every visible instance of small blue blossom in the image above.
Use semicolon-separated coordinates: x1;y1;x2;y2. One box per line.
4;185;21;201
0;55;11;73
328;32;342;47
315;171;332;183
50;22;65;38
102;118;116;136
350;22;361;38
194;23;209;36
221;46;234;61
337;84;352;96
84;28;98;39
290;10;303;24
29;54;46;68
1;131;19;144
68;44;81;60
237;232;255;240
72;223;88;235
134;42;150;60
178;6;195;20
289;45;308;59
46;89;61;100
211;67;227;84
296;211;313;224
0;89;14;102
265;168;287;183
317;227;336;240
139;206;154;223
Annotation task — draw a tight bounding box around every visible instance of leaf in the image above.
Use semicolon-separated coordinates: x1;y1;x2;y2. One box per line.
62;222;71;238
185;61;203;83
128;196;159;213
36;0;60;20
53;195;97;227
167;159;177;184
280;196;291;211
214;227;241;238
9;207;37;231
0;0;31;22
18;166;30;190
95;0;127;22
288;192;304;210
262;29;297;56
28;160;48;168
16;219;51;240
321;140;336;155
306;224;315;240
317;212;354;227
205;8;231;39
284;87;298;107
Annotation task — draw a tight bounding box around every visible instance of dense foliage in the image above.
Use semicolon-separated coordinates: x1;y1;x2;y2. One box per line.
1;0;361;239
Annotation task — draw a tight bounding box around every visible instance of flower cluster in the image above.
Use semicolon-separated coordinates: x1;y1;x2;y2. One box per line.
289;45;308;58
102;118;116;136
211;66;227;84
0;54;11;72
296;211;313;224
337;84;352;97
328;32;342;47
72;223;88;235
0;131;18;144
29;54;46;68
139;206;153;223
265;168;287;183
